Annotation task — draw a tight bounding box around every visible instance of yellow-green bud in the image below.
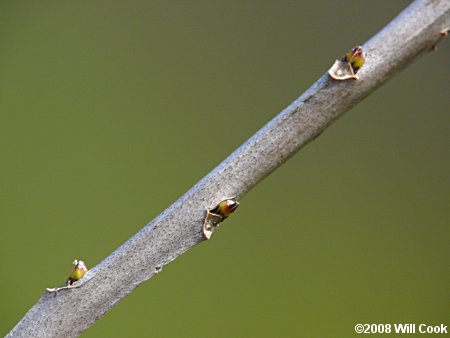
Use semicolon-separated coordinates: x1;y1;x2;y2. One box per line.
344;46;365;72
329;46;365;80
210;199;239;219
67;259;88;285
203;198;240;239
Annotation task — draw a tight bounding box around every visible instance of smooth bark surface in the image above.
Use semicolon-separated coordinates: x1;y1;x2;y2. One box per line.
7;0;450;336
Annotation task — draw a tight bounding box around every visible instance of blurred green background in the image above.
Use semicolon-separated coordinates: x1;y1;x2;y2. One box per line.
1;1;448;337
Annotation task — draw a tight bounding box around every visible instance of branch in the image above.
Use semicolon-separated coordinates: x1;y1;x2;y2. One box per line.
7;0;450;336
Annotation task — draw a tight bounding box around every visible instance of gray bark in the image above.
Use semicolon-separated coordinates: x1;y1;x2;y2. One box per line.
7;0;450;337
